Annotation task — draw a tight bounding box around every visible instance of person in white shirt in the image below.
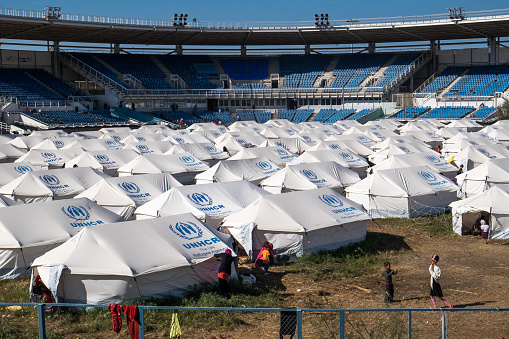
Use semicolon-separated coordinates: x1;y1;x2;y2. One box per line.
429;255;453;309
480;216;489;239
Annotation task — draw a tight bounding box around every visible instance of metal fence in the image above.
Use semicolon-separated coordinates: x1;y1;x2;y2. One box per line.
1;303;508;339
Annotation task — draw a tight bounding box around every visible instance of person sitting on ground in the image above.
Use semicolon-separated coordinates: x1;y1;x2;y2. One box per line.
480;216;489;239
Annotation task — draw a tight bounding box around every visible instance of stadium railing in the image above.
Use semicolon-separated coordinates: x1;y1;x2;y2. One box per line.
3;302;509;339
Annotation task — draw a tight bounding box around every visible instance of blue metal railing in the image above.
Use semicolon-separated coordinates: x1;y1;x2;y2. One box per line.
1;302;508;339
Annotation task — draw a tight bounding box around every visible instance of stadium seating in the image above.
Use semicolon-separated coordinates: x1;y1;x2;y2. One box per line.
392;106;430;119
162;111;201;125
156;55;218;89
279;55;331;91
443;65;509;99
346;108;375;120
469;106;497;120
419;106;473;120
254;111;271;123
214;111;236;125
44;110;100;126
220;58;268;80
21;111;59;126
236;111;256;122
0;68;65;102
324;109;356;123
366;54;420;91
69;53;128;88
324;54;391;92
312;109;337;122
24;69;79;98
87;110;130;124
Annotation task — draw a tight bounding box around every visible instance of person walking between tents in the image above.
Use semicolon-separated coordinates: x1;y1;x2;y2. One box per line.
214;249;234;299
429;255;453;309
255;241;274;275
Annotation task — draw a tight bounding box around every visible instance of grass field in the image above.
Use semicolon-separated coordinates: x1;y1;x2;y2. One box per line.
0;213;508;338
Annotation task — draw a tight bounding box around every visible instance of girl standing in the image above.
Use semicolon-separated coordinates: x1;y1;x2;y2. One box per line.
429;255;453;308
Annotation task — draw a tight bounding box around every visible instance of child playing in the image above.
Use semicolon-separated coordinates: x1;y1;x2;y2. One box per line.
383;262;398;303
429;255;453;308
261;246;271;275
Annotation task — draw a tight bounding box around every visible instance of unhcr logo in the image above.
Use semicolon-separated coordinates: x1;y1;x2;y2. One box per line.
179;131;187;135
330;144;340;150
136;137;146;142
118;182;140;194
357;136;368;142
236;139;247;145
14;165;33;174
398;146;410;153
425;155;441;164
175;137;185;144
341;152;354;160
205;145;217;152
256;161;272;170
41;152;56;159
469;141;479;146
300;169;317;180
94;154;110;163
274;148;287;156
212;132;221;137
180;155;195;164
169;221;203;240
187;192;213;206
396;139;405;143
62;205;90;221
301;136;312;142
57;131;66;136
39;174;60;185
418;171;437;182
107;129;115;133
54;140;64;148
111;135;121;141
477;148;492;158
319;194;344;208
105;140;116;146
136;145;149;153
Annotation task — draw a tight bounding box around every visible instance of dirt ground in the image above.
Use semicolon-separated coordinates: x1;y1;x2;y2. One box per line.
215;221;509;339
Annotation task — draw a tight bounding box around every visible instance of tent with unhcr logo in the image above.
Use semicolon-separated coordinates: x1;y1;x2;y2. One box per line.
221;187;370;259
31;213;235;305
0;198;123;279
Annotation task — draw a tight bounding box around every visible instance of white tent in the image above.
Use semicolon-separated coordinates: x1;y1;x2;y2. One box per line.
30;130;69;138
75;173;183;220
259;127;295;139
162;133;211;145
195;158;281;185
0;167;109;203
442;134;496;158
0;194;19;208
450;184;509;239
435;127;468;139
165;142;230;161
0;162;47;186
99;127;132;134
120;134;162;145
228;146;296;166
258;138;313;154
215;136;265;156
31;137;82;150
70;131;104;139
370;153;458;178
64;149;140;176
32;213;234;304
123;141;175;155
15;148;84;168
260;161;360;194
326;134;377;148
221;187;370;258
346;166;458;218
398;120;438;133
371;136;427;152
63;139;124;151
0;197;123;279
363;129;400;142
0;144;26;163
9;136;53;150
452;145;509;170
368;143;434;164
399;130;445;148
448;119;482;132
456;158;509;198
307;140;373;158
296;149;369;178
117;153;210;184
333;120;362;131
135;181;270;227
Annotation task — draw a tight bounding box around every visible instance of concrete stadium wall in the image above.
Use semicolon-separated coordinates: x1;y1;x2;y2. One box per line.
1;50;51;68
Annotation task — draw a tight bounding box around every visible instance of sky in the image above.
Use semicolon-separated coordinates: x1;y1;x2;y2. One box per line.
12;0;509;24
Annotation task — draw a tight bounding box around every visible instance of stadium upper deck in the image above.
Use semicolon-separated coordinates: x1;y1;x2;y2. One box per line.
1;7;509;46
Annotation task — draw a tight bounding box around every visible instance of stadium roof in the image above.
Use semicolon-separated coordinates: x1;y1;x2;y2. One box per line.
2;8;509;46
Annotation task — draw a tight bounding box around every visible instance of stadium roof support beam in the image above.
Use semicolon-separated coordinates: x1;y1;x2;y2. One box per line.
368;42;375;53
242;30;252;46
391;26;427;41
0;24;47;40
455;22;488;38
344;28;368;43
297;29;308;46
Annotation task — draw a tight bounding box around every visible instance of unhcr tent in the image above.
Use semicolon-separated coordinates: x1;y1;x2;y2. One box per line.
117;153;209;184
123;141;175;155
450;185;509;239
326;134;377;148
296;150;369;178
0;144;26;163
452;145;509;170
260;161;360;194
442;134;496;158
0;167;109;203
120;134;162;145
15;148;84;168
215;135;265;156
0;162;47;186
0;197;123;279
63;139;124;151
0;194;19;208
135;181;270;227
195;158;281;185
369;143;434;165
346;166;458;218
32;213;234;304
258;138;313;154
64;149;140;176
30;129;69;138
370;153;458;178
162;133;212;145
99;127;132;134
165;143;230;161
75;173;182;220
456;158;509;198
371;136;427;152
401;130;445;149
307;140;373;158
228;146;296;166
221;187;370;258
31;138;82;150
